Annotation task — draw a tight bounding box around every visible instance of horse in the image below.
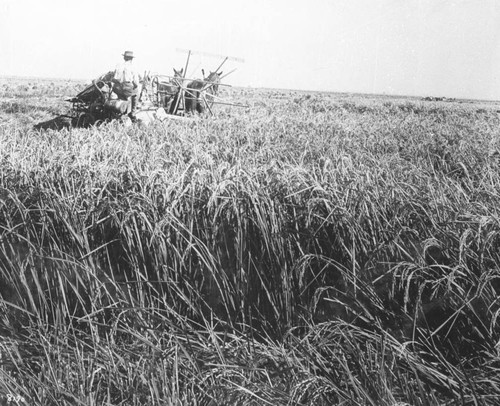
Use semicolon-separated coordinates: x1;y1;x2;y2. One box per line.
155;68;183;114
184;69;222;114
165;68;184;114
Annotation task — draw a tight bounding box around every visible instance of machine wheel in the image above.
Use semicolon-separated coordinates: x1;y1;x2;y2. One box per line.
77;112;95;128
57;116;73;129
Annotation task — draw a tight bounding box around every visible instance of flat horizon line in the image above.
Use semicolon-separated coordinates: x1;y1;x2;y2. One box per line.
1;74;500;104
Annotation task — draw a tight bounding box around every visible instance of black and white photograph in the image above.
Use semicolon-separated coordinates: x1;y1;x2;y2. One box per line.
1;1;500;405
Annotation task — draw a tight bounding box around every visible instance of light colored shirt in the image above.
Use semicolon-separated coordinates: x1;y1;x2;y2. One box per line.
113;60;139;85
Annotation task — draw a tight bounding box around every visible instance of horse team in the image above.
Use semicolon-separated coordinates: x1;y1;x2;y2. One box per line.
150;68;222;115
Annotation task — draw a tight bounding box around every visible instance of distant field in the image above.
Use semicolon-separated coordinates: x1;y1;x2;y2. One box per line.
1;76;500;405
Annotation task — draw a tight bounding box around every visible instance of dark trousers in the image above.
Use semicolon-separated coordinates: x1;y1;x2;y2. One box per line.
113;82;138;115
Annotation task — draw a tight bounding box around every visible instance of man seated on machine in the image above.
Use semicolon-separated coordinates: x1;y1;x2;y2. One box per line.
112;50;140;121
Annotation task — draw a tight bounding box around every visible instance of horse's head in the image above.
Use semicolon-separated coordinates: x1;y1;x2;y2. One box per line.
171;68;184;87
203;70;222;94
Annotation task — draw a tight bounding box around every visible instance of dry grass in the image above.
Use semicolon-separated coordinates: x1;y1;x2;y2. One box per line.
1;77;500;405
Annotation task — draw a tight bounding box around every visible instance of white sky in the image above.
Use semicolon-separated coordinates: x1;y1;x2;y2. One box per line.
1;0;500;100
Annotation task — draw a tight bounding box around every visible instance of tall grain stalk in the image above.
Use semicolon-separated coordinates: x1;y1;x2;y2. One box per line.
1;85;500;404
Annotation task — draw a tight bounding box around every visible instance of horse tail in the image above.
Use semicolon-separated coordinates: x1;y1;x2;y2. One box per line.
184;82;192;113
185;81;200;113
169;91;180;114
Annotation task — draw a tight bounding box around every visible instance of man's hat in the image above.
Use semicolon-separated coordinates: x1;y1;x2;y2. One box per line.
123;51;134;59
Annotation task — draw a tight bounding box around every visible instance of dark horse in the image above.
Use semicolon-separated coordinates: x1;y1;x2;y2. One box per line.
184;69;222;114
157;68;184;114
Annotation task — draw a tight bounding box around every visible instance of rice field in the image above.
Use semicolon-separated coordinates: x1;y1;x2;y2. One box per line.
1;76;500;405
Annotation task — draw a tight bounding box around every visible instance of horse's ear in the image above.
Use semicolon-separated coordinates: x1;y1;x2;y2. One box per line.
202;68;205;78
180;68;183;74
219;71;223;76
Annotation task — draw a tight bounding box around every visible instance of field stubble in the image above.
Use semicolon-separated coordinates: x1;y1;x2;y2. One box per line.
1;77;500;405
